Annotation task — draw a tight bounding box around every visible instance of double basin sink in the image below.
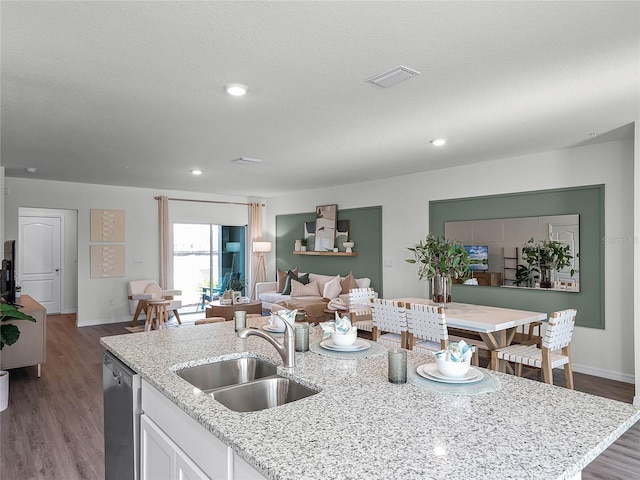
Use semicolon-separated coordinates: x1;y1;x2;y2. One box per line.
176;357;318;412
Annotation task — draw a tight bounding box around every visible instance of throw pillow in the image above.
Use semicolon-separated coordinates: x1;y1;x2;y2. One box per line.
323;275;342;299
290;279;320;297
340;272;360;294
144;282;163;299
278;267;298;292
283;270;309;295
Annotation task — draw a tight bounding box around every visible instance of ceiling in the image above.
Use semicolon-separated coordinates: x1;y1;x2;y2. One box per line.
1;1;638;198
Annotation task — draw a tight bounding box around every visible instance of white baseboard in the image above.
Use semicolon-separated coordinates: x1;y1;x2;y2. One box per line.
77;315;131;327
572;363;635;385
634;396;640;407
61;308;77;315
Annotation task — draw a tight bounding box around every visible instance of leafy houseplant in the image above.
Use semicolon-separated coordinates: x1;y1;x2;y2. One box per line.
1;302;36;350
521;238;574;288
406;234;471;304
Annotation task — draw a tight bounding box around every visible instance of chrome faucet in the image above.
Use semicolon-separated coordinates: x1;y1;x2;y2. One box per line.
237;316;295;369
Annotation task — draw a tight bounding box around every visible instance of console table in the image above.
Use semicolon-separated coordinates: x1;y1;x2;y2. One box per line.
0;295;47;376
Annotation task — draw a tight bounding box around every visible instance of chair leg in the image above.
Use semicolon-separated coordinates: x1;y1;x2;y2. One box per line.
563;346;574;390
372;326;380;342
131;300;145;327
489;351;498;370
173;309;182;325
515;363;522;377
541;348;554;385
144;304;154;332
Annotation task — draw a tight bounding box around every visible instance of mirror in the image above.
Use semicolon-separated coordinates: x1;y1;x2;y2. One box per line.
445;214;580;292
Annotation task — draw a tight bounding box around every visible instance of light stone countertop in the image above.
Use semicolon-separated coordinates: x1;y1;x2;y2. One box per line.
101;319;640;480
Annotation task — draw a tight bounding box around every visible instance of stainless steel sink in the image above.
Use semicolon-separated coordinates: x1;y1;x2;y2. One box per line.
176;357;277;393
213;377;318;412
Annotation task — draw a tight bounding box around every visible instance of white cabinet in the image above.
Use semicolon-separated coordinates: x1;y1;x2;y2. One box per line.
141;380;266;480
141;414;208;480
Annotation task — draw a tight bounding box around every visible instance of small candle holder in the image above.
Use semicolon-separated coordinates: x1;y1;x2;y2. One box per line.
234;310;247;332
295;323;309;352
388;348;407;384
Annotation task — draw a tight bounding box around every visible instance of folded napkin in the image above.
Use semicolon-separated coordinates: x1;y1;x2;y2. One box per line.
270;309;298;326
434;340;473;363
320;312;356;339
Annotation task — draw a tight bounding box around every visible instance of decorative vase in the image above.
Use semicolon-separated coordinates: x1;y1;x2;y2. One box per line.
539;267;553;289
343;241;355;253
0;370;8;412
294;240;301;252
432;274;452;306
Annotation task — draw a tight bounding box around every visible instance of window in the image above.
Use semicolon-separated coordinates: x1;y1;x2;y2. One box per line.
173;224;245;314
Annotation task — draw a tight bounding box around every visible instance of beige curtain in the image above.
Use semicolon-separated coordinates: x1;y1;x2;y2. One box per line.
158;195;170;289
248;202;264;299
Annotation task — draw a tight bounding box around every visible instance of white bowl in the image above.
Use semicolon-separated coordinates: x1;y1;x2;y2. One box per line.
436;357;471;378
332;329;357;347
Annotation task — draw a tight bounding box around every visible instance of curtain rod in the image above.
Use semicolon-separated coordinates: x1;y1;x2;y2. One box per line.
154;196;264;207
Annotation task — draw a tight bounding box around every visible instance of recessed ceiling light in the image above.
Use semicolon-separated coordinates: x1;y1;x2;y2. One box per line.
26;167;37;174
588;132;599;137
224;84;249;96
191;169;202;175
232;157;263;166
430;139;447;146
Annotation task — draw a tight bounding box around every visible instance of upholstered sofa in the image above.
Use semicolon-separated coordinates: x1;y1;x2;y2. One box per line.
256;271;371;323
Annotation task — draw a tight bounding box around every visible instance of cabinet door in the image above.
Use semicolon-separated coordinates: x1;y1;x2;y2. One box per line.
141;414;174;480
176;453;209;480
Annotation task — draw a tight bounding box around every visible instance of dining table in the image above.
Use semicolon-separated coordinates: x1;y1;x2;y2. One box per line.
393;298;547;369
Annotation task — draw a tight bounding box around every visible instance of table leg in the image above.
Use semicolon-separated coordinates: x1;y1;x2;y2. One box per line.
480;327;516;373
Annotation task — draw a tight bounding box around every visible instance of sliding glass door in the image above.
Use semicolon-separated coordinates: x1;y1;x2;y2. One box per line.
173;223;246;314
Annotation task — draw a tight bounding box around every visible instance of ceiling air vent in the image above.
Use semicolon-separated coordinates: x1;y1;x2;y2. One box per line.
366;66;420;88
232;157;263;166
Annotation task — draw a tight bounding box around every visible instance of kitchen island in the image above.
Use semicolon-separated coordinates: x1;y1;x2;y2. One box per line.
101;319;640;480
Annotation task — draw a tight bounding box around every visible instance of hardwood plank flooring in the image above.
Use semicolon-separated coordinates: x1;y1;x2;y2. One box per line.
1;314;638;479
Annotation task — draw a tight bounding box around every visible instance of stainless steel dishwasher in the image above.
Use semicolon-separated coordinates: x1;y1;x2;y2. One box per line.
103;350;141;480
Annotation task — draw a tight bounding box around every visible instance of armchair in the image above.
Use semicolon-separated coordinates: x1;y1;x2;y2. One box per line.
128;280;182;327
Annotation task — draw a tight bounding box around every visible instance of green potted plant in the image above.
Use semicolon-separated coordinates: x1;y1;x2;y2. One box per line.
406;233;471;304
1;303;37;411
300;238;307;252
521;237;574;288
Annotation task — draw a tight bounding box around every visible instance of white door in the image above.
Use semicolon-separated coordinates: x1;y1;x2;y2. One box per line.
18;216;62;313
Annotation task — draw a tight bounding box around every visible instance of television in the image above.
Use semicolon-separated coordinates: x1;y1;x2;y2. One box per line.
1;240;16;304
464;245;489;271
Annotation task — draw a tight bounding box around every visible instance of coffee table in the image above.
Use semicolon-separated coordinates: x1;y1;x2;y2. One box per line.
206;300;262;320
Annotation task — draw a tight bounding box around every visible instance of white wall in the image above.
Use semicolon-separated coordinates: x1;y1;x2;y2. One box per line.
265;137;635;382
4;178;249;326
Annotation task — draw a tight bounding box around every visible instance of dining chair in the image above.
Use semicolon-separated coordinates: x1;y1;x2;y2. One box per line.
371;299;407;348
128;280;182;327
490;308;577;389
406;303;481;366
348;287;376;333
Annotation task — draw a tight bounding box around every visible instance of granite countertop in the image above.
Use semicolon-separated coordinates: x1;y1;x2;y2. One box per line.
101;319;640;480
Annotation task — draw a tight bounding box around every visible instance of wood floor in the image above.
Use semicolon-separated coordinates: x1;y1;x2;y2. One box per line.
1;314;639;479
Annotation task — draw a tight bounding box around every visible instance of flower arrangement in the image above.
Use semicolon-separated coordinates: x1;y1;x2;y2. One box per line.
520;238;574;288
405;233;471;281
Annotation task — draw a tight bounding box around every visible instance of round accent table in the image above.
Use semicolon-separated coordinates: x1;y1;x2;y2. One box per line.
205;300;262;321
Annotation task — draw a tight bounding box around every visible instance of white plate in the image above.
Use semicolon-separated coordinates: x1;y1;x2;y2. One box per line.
262;324;284;333
320;339;371;352
416;363;484;384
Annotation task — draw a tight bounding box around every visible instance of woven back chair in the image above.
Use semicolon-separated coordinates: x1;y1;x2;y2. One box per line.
371;299;407;348
406;303;448;351
490;309;577;389
348;287;376;333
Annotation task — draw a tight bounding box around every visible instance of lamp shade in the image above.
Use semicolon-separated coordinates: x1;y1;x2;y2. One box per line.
226;242;241;253
253;241;272;253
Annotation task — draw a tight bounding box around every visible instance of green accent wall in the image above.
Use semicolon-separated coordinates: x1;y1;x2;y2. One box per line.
276;206;383;295
429;185;604;329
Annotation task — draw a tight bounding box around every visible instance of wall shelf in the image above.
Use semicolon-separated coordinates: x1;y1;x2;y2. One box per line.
293;251;357;257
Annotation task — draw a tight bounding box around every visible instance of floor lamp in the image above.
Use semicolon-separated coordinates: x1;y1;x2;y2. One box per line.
252;241;272;299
